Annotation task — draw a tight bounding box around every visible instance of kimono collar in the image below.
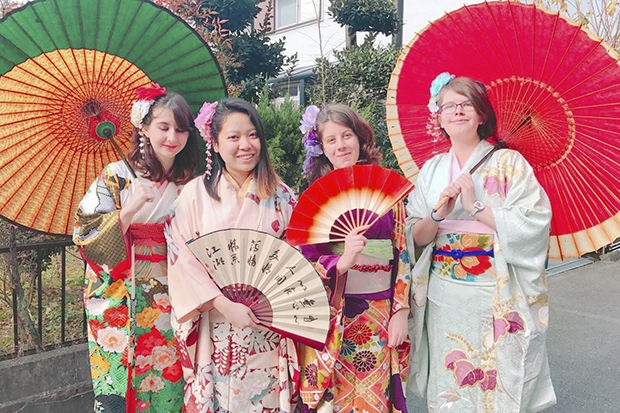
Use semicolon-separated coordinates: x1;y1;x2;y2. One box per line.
222;169;254;203
449;139;493;180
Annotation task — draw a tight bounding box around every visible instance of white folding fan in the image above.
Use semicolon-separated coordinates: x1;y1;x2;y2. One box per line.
186;228;330;349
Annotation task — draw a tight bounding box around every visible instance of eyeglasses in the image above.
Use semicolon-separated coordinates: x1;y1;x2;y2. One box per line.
440;101;475;114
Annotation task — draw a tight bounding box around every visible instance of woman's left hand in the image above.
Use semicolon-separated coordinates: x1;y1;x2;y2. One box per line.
387;308;409;348
452;172;476;213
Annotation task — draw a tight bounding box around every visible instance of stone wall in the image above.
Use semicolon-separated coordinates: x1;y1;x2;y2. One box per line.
0;343;93;413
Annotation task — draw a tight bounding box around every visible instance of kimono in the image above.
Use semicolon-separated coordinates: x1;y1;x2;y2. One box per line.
165;173;300;413
406;140;557;412
73;161;184;413
298;202;412;413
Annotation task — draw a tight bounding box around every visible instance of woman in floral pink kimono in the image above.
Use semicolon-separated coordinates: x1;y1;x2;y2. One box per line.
74;85;199;412
165;97;300;413
406;74;556;412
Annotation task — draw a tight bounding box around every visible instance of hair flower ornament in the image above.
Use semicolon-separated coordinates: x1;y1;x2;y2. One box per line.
130;83;167;128
195;101;219;178
299;105;322;175
426;72;455;141
427;72;455;113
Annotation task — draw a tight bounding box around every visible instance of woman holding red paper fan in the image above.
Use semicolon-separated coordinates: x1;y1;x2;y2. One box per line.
406;75;555;412
165;98;300;413
74;84;199;412
297;104;411;413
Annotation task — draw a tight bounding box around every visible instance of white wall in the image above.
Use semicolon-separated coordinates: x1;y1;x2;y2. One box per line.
268;0;482;69
401;0;482;46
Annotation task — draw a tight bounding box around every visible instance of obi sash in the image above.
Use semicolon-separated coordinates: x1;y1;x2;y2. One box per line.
331;239;394;294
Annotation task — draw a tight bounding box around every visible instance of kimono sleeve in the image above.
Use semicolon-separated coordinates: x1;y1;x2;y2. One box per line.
300;243;341;300
73;163;129;267
391;201;411;314
165;189;222;323
405;162;432;254
490;150;552;274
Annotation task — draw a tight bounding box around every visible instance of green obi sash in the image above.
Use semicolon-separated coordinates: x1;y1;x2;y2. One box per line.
330;239;394;260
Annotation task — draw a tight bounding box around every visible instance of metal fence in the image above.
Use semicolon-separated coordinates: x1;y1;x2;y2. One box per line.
0;225;86;360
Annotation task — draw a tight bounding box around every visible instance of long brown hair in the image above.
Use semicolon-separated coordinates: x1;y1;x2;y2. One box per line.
438;77;497;140
127;92;199;184
203;97;280;201
307;104;382;184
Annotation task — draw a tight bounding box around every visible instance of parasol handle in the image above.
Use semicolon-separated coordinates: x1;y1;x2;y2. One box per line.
103;128;137;179
432;140;507;213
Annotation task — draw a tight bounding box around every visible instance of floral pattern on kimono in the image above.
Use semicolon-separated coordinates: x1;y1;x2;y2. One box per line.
299;202;411;413
405;140;556;413
165;174;300;413
74;161;184;412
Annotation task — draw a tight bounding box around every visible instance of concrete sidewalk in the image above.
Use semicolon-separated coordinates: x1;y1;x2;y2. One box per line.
406;253;620;412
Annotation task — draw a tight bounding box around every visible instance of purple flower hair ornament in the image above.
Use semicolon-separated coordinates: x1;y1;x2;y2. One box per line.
195;101;218;178
299;105;323;175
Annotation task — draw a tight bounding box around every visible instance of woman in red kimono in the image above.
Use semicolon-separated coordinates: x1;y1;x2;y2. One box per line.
297;104;411;413
73;84;199;412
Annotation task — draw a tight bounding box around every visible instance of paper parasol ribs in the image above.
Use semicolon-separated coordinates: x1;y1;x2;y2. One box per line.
0;0;226;235
386;1;620;258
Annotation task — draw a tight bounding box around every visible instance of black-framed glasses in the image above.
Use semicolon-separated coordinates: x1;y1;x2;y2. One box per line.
440;101;475;114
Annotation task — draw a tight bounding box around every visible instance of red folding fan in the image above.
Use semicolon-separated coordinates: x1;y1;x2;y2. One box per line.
286;165;414;246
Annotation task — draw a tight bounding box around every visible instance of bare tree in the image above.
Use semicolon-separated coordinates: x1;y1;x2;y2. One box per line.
0;0;19;18
531;0;620;51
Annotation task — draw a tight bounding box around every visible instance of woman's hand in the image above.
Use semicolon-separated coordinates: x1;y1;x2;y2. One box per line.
452;172;476;214
435;172;476;219
120;179;158;230
213;295;260;330
336;226;369;274
387;308;409;348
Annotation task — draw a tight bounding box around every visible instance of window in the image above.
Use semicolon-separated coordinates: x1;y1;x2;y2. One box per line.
275;0;319;30
273;83;302;107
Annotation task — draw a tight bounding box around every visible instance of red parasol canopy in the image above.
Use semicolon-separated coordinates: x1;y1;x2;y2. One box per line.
386;1;620;259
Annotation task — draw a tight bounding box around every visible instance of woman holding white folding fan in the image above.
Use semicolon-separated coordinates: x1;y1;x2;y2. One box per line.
165;97;300;412
296;104;412;413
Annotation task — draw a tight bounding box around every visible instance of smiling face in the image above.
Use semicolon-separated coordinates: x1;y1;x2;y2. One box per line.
142;106;189;171
320;120;360;169
438;89;484;144
213;111;261;185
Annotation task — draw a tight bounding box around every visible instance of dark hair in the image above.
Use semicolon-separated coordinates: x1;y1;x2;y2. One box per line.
127;92;199;185
307;104;382;184
203;97;279;201
438;77;497;140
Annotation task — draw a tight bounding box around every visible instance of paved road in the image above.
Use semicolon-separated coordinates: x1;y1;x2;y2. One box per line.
406;254;620;413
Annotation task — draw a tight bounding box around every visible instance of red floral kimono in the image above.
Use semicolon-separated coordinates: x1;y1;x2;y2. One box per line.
74;161;184;412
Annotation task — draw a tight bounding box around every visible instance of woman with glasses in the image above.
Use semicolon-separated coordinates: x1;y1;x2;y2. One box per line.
405;74;556;412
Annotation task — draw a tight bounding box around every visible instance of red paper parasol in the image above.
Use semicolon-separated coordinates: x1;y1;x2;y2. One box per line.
287;165;414;246
386;1;620;259
0;0;227;236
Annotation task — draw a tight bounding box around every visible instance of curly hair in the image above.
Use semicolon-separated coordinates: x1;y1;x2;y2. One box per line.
127;92;199;184
307;104;382;184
